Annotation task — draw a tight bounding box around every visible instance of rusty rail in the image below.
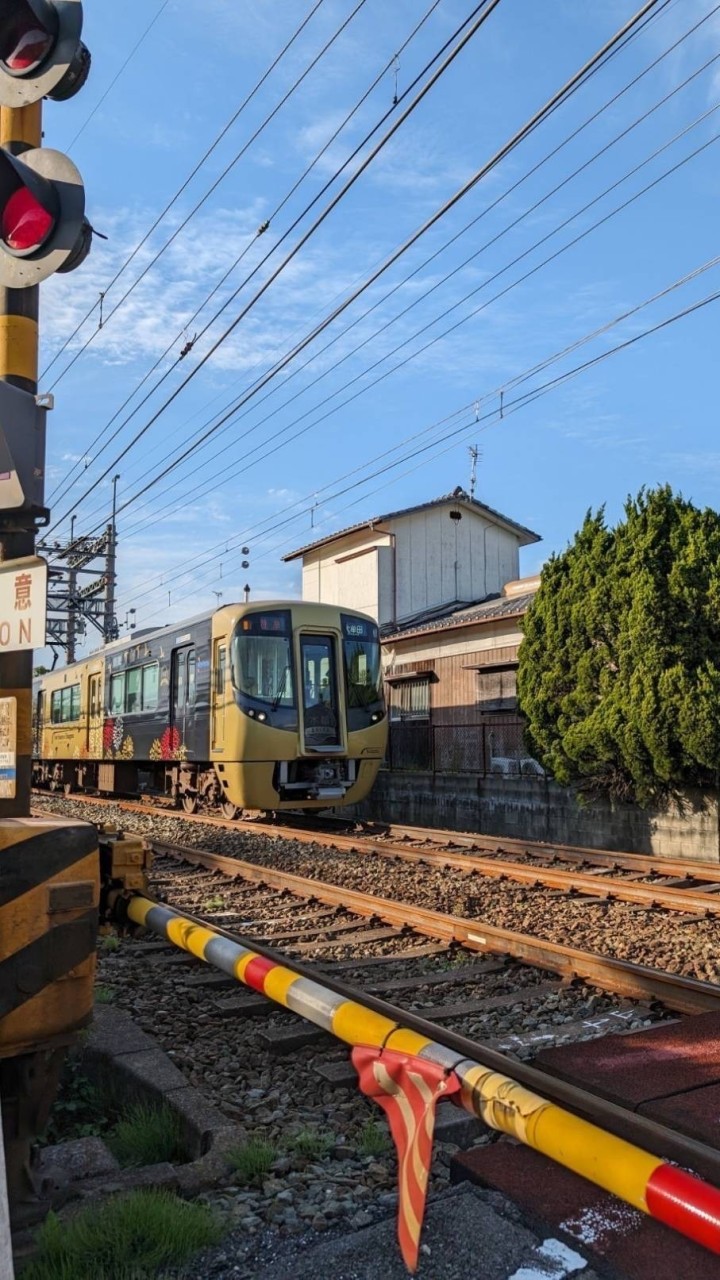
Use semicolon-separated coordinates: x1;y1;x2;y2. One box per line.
150;840;720;1016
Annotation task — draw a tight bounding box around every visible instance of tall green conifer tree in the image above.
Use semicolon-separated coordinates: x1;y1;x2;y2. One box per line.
518;486;720;803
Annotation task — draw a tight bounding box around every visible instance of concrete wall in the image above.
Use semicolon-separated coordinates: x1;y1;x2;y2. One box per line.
351;770;720;863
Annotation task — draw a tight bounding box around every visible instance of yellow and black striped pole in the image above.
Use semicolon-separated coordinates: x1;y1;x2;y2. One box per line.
0;98;40;821
0;91;100;1214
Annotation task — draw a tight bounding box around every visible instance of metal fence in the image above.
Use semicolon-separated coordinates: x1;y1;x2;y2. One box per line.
389;718;543;776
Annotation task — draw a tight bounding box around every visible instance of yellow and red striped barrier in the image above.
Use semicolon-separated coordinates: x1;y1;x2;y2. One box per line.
127;896;720;1271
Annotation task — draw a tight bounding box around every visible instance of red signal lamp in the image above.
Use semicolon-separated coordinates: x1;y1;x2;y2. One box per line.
0;0;89;105
1;184;55;253
0;147;90;285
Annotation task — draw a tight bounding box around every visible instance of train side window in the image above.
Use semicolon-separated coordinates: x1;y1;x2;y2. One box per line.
174;653;186;710
216;647;226;696
70;685;81;720
187;650;196;706
110;674;124;716
126;668;141;713
142;663;159;710
51;690;61;723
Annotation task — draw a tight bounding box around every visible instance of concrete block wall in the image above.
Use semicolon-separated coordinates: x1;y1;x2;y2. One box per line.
352;771;720;862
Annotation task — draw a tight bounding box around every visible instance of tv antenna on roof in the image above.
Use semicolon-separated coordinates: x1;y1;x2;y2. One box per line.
468;445;481;499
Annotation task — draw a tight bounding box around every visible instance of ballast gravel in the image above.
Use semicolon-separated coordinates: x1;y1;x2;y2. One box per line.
32;796;690;1277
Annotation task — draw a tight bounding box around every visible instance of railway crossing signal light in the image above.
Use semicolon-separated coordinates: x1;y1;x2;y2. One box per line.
0;144;90;284
0;0;90;105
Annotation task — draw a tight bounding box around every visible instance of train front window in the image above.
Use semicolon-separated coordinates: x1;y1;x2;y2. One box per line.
341;613;383;714
231;611;295;708
343;638;382;708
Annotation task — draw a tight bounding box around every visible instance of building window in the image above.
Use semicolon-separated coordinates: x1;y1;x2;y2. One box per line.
476;667;517;713
389;676;430;722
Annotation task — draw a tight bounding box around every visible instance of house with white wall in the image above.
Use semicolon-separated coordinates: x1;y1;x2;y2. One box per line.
283;487;540;632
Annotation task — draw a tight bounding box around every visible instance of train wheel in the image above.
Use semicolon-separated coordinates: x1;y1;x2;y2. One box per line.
221;800;239;820
182;794;198;815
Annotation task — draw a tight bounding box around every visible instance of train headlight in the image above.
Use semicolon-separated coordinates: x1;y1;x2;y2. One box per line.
256;711;267;722
370;711;383;723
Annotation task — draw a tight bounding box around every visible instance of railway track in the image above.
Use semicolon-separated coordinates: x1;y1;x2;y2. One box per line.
33;789;720;919
32;790;720;1270
150;837;720;1015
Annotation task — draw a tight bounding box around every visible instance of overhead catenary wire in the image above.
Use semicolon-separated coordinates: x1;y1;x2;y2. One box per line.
47;0;507;533
87;45;717;544
103;41;720;533
52;0;680;518
45;0;449;508
49;0;665;537
51;0;683;517
129;273;720;623
120;251;720;612
40;0;331;381
64;0;173;153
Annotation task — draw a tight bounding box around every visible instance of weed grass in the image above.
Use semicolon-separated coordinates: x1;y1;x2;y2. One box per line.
287;1128;334;1160
22;1189;222;1280
106;1103;183;1169
356;1120;391;1157
227;1137;277;1185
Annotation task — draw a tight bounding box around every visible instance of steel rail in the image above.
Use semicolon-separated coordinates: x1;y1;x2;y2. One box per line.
35;791;720;884
129;887;720;1190
36;791;720;882
151;839;720;1015
375;820;720;879
343;841;720;917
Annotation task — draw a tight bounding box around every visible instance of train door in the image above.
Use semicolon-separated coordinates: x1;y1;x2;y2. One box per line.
211;641;227;753
170;645;196;749
87;672;102;756
299;634;343;750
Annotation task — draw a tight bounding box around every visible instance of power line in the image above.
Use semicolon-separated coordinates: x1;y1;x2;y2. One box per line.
50;0;664;536
64;0;173;153
54;0;679;519
120;252;720;613
109;39;720;532
40;0;330;381
45;0;448;509
48;0;506;532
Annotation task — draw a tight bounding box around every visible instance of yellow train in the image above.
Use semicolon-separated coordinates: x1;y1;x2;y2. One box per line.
33;600;387;815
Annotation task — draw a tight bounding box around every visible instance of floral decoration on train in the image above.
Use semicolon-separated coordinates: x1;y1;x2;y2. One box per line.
102;716;135;760
148;726;188;761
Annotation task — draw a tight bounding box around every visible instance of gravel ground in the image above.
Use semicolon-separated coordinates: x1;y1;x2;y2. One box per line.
36;794;720;981
34;795;704;1277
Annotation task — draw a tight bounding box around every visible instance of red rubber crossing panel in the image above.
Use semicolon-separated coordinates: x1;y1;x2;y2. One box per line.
452;1142;720;1279
642;1083;720;1146
532;1012;720;1110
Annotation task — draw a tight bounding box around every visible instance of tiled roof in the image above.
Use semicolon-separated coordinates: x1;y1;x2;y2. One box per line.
283;488;541;561
381;590;537;641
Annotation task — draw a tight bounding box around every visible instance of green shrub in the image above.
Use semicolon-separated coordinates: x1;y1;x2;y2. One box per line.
22;1189;222;1280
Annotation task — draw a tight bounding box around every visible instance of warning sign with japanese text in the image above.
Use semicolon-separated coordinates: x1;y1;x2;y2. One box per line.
0;696;16;798
0;556;47;651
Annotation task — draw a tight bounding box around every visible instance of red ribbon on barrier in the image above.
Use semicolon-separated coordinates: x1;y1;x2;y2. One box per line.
352;1045;461;1272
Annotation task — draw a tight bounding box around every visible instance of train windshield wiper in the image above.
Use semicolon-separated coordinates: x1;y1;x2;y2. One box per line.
272;665;291;711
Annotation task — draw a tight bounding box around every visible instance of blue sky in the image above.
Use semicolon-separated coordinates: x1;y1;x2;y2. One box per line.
34;0;720;644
